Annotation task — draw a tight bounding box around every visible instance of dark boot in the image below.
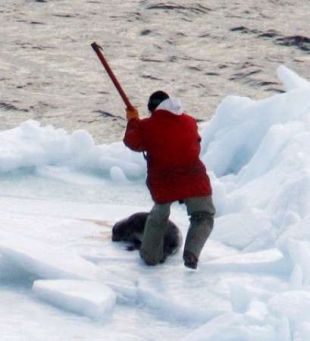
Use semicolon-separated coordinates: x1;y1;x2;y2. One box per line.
183;250;198;269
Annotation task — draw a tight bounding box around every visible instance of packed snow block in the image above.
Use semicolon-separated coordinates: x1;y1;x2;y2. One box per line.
0;233;98;280
33;279;116;319
203;249;287;274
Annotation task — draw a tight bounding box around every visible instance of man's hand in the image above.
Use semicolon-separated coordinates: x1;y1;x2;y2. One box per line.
126;106;139;121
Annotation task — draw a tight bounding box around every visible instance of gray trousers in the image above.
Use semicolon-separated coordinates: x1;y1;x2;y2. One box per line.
140;196;215;265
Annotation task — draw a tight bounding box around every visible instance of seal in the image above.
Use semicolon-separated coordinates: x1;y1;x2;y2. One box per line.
112;212;182;259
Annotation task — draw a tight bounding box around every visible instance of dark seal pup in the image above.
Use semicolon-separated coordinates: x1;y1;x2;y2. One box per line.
112;212;182;259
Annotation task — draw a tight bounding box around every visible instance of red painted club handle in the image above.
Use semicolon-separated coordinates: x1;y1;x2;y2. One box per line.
91;42;134;110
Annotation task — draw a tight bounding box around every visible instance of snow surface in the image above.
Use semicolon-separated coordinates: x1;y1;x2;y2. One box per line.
0;65;310;340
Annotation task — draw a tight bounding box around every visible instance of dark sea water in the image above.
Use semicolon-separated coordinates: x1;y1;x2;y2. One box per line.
0;0;309;142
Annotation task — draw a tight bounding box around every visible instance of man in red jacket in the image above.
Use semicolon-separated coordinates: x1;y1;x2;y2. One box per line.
124;91;215;269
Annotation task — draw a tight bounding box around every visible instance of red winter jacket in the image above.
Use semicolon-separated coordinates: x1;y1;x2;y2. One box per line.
123;99;212;204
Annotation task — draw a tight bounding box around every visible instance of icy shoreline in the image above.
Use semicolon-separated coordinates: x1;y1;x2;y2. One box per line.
0;66;310;340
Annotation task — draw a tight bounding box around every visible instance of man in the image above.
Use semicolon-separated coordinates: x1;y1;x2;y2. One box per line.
123;91;215;269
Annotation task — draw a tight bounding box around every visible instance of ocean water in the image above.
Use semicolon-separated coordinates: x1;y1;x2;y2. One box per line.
0;0;309;142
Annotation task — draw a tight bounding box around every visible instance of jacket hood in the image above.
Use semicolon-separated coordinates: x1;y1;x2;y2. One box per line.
156;98;183;115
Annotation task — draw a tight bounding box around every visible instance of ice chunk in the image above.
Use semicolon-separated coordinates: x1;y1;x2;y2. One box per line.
33;279;116;319
204;249;287;274
0;120;146;179
201;76;310;178
277;65;310;91
0;233;98;280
